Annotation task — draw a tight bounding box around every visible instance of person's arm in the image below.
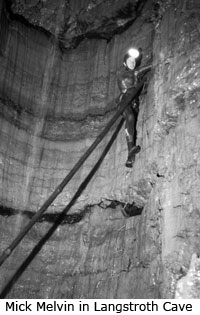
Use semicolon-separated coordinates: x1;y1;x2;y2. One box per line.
120;79;128;93
135;64;152;78
117;72;128;94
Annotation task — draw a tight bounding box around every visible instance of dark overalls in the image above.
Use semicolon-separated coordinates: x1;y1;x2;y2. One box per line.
117;64;151;167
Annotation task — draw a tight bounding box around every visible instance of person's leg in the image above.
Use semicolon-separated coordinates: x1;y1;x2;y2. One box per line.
123;105;140;167
124;106;136;150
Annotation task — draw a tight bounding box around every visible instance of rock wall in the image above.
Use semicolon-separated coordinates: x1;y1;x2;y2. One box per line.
152;0;200;298
9;0;147;48
0;0;200;299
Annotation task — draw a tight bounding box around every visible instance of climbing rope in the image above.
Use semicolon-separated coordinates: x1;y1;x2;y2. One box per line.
0;77;146;268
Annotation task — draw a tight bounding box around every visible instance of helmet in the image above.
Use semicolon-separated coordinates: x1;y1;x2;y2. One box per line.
123;48;142;70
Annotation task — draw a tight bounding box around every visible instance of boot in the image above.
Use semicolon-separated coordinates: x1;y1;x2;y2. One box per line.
125;156;135;168
125;140;141;168
125;140;134;168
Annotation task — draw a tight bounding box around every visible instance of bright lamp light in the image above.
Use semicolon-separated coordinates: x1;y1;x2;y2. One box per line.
128;48;140;59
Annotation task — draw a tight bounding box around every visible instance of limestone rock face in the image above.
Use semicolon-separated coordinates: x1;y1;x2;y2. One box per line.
175;253;200;299
9;0;147;48
152;0;200;298
0;0;200;299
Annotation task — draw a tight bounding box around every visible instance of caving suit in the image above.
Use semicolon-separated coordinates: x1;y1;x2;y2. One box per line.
117;64;151;165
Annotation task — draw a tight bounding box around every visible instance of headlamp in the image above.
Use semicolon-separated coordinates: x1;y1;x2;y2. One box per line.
128;48;140;59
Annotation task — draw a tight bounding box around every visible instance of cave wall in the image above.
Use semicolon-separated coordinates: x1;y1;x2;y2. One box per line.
151;0;200;298
0;0;200;298
0;1;152;214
